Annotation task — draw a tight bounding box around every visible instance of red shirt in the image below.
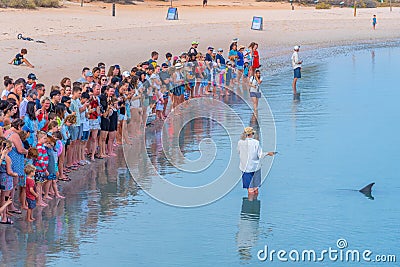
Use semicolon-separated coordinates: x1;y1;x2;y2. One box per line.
89;97;99;119
252;50;260;69
26;177;36;200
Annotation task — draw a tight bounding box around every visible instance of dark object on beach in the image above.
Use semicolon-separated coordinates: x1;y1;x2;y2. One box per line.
17;33;46;44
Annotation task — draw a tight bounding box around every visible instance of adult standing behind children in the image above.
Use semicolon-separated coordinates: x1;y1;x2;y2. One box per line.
291;45;303;96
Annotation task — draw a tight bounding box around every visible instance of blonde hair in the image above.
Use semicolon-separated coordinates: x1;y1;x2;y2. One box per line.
24;164;36;175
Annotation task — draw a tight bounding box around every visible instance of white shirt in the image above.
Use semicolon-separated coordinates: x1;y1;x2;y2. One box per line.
249;76;263;93
292;51;301;69
237;138;264;172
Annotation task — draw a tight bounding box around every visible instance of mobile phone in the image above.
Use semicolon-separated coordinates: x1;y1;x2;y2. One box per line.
5;196;9;201
2;143;6;149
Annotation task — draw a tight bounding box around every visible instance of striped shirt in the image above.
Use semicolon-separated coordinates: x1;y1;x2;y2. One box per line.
34;143;49;173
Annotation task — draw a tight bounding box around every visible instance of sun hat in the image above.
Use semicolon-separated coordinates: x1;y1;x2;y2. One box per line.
122;71;130;77
175;62;183;69
232;38;239;42
239;45;245;50
244;127;255;135
294;45;300;50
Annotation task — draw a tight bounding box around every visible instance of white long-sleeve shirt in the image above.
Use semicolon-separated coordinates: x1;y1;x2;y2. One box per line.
237;138;264;172
291;51;302;69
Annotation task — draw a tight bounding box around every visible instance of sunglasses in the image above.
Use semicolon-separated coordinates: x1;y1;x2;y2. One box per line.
66;101;71;104
101;78;107;81
12;107;18;109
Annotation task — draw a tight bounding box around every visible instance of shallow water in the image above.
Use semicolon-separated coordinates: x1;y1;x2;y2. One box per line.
1;45;399;266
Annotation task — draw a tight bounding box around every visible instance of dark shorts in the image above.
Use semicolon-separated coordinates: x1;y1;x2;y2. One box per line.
294;67;301;79
242;169;261;189
34;172;47;183
81;131;90;141
27;198;36;209
100;117;110;131
250;92;261;98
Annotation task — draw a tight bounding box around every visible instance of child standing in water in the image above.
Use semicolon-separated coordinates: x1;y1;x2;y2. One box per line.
34;131;49;207
25;164;38;222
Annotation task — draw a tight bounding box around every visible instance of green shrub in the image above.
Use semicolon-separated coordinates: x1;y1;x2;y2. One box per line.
315;2;332;8
34;0;60;7
1;0;36;8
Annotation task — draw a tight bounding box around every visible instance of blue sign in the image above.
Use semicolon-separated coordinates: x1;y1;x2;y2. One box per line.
251;16;263;31
166;7;178;20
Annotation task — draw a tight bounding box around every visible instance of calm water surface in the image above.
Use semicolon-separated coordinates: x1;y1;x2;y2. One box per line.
0;45;399;267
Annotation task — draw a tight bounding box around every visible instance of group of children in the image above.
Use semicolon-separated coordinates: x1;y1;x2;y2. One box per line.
0;39;262;224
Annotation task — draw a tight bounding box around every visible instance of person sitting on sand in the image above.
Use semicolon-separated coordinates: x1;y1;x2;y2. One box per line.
9;48;34;68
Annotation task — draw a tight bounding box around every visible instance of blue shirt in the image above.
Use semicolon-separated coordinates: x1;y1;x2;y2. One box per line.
237;51;244;67
216;54;225;66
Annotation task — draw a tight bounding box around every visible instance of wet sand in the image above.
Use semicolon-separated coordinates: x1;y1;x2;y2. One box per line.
0;1;399;86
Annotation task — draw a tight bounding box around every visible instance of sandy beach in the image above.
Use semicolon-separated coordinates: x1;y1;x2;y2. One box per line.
1;0;400;86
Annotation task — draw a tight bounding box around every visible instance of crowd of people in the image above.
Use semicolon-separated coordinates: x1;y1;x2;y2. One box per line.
0;38;270;225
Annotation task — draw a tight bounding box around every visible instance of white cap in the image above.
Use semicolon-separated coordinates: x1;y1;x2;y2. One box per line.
294;45;300;50
122;71;130;77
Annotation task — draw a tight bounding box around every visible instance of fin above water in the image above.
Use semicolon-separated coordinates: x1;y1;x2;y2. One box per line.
359;182;375;200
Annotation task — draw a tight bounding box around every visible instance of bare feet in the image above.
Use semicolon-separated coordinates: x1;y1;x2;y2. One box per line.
109;153;117;157
44;196;53;200
38;202;48;207
56;195;65;199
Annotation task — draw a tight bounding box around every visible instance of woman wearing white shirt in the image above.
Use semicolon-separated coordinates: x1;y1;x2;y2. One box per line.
249;70;263;112
237;127;274;196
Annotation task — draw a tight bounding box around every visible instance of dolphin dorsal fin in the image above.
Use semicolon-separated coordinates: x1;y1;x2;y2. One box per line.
359;182;375;194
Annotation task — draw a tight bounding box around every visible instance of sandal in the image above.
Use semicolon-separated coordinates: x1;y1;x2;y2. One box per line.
0;218;13;224
9;209;22;214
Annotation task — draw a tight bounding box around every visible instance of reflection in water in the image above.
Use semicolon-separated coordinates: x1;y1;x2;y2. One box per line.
236;196;261;261
0;151;140;266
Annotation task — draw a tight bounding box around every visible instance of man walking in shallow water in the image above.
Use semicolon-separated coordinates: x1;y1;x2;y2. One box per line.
291;45;302;96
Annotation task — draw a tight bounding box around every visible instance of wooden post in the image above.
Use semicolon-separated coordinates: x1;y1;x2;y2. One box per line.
390;0;392;11
354;0;357;16
80;0;83;7
170;0;172;7
112;3;116;16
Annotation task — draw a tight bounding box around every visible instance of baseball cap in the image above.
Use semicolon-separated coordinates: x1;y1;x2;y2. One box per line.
114;64;120;69
50;90;61;98
207;46;214;50
122;71;130;77
27;73;37;80
232;38;239;42
85;71;93;77
217;48;223;52
161;63;168;67
239;45;245;50
61;96;71;104
192;41;199;45
294;45;300;50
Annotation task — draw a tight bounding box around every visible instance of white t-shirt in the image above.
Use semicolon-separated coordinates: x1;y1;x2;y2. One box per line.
1;89;10;99
249;76;263;93
237;138;264;172
292;51;302;69
130;89;141;109
81;108;90;131
150;73;161;91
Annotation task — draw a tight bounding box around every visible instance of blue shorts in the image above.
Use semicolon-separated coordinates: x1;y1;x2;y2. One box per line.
294;67;301;79
250;92;261;98
27;198;36;209
118;114;127;121
81;130;90;141
237;65;244;70
47;174;57;181
69;126;80;141
242;169;261;189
